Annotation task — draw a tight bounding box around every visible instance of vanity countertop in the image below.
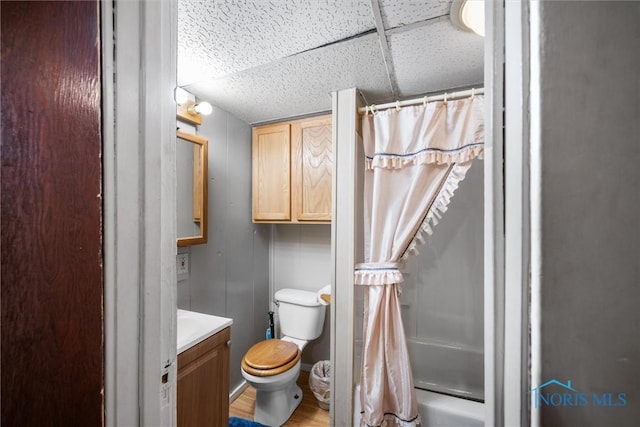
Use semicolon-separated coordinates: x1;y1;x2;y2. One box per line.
177;309;232;354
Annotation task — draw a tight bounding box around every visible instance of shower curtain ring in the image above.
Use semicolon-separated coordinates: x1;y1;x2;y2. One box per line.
471;88;475;98
395;101;401;111
444;92;448;104
423;96;428;106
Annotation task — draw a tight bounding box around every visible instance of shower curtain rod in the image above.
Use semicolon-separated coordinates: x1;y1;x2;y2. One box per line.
357;86;484;114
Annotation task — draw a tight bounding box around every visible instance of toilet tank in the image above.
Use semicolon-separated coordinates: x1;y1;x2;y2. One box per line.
275;288;326;340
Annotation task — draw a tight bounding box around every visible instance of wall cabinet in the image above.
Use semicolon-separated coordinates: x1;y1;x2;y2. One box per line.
177;327;230;427
252;115;332;223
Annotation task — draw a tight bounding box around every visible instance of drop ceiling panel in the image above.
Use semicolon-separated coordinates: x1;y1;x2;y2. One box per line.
379;0;452;28
389;21;484;97
185;34;391;124
178;0;374;86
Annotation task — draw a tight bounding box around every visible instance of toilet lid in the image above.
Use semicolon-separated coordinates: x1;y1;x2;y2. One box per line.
243;339;299;370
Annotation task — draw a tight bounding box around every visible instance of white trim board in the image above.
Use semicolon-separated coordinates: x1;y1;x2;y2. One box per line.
330;88;364;427
230;381;250;403
504;0;531;425
484;0;506;425
103;0;178;425
529;2;542;426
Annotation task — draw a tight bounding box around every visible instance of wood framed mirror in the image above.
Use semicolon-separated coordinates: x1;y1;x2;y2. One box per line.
177;131;208;246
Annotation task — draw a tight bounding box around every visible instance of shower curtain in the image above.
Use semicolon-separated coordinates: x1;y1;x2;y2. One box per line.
355;95;484;427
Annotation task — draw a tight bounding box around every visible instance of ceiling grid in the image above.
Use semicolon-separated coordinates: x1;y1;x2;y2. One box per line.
178;0;483;123
370;0;400;98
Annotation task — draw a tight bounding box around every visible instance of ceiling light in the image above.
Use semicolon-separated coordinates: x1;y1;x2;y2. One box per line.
450;0;485;37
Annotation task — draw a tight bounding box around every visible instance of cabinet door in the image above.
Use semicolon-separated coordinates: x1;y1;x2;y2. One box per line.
292;116;332;221
177;328;230;427
252;123;291;221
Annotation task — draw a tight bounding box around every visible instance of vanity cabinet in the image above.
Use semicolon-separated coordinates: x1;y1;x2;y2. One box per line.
252;114;332;223
177;327;230;427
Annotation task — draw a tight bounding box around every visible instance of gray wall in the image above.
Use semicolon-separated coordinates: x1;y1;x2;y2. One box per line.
271;224;332;366
177;105;270;392
537;2;640;425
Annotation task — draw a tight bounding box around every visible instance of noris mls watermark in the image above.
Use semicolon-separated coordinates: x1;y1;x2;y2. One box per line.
530;379;627;408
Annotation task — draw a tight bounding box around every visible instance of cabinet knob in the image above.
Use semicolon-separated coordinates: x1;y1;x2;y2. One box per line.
226;340;232;347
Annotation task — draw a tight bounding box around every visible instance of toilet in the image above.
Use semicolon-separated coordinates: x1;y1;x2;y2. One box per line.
241;288;326;426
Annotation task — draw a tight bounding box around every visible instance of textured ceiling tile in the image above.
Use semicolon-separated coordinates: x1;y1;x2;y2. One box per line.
179;1;485;123
379;0;452;29
389;20;484;97
178;0;375;86
185;34;391;124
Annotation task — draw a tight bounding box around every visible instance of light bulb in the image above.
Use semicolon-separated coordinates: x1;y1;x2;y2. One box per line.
175;87;189;105
193;102;213;116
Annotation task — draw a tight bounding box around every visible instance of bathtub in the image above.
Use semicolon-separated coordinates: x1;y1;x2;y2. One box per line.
351;340;484;425
354;337;484;403
407;338;484;401
354;384;484;427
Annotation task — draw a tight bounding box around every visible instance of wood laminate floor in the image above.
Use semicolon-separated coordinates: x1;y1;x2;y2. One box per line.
229;370;330;427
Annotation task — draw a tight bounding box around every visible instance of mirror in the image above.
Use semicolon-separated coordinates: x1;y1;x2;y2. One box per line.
176;131;208;246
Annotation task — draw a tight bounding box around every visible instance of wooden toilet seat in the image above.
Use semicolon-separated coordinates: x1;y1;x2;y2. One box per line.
241;339;301;377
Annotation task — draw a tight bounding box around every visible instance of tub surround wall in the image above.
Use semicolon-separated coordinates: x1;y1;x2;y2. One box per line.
401;161;483;350
177;104;270;392
401;160;484;399
271;224;332;366
536;2;640;425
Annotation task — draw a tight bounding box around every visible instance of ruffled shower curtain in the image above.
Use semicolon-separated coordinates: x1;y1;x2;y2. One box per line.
355;96;484;427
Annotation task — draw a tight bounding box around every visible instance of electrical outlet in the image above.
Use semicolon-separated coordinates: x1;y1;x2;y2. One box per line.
177;253;189;275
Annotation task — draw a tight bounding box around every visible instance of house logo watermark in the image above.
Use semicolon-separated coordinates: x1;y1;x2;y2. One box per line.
529;379;627;408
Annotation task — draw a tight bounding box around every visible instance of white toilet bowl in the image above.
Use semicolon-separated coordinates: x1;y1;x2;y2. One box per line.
241;337;307;426
240;288;326;426
241;360;303;426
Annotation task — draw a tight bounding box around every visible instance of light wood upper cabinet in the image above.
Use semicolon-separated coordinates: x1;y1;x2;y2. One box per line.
252;115;332;223
292;116;332;221
252;123;291;221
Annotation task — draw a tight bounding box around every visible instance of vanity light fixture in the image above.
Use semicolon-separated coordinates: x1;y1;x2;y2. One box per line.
176;96;213;125
175;87;190;105
175;86;213;124
450;0;485;37
188;101;213;116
